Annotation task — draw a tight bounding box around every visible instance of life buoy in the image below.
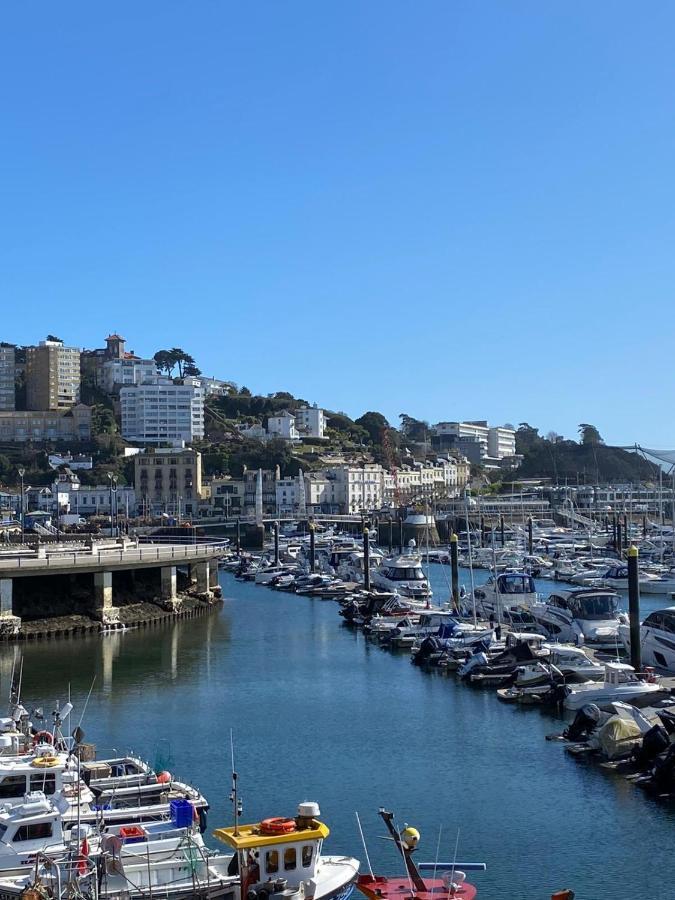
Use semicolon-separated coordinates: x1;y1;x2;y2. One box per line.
260;817;296;836
33;731;54;746
31;755;59;768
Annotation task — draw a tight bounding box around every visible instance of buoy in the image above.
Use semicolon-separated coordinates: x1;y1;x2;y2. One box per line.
157;771;172;784
401;826;420;849
260;818;296;836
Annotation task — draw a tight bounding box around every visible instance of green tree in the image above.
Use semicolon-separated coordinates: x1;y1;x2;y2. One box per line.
579;423;603;445
355;411;390;445
399;413;429;443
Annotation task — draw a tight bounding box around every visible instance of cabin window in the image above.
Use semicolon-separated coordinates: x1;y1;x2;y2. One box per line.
0;776;26;799
266;851;279;874
13;822;53;842
284;848;297;871
29;774;56;795
302;846;314;868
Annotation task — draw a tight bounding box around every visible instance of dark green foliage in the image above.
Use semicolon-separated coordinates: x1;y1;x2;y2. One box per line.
354;411;390;445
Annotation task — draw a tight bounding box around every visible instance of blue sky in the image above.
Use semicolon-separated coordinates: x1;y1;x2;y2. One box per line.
2;2;674;447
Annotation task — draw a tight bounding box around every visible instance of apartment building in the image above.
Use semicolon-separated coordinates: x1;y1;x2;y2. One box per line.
100;356;157;393
294;405;327;439
134;448;203;517
26;339;81;410
0;405;91;443
120;376;205;446
0;345;15;411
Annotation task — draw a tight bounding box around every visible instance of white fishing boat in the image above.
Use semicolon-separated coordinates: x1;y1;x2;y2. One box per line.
530;588;626;650
563;662;662;711
618;606;675;673
0;793;235;898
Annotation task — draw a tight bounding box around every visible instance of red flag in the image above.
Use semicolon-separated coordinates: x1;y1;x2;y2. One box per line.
78;837;89;876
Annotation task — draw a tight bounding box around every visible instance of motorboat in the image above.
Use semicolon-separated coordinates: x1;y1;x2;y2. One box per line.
355;808;483;900
389;611;458;649
563;662;663;711
213;801;359;900
514;645;605;688
370;554;432;600
619;606;675;673
638;572;675;594
599;565;629;590
473;572;538;620
411;622;495;668
530;588;626;650
458;633;548;685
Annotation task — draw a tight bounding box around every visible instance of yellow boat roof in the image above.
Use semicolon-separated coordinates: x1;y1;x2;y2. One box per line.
213;820;329;849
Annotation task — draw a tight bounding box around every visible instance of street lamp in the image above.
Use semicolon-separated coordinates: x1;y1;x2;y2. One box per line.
17;467;25;541
107;472;118;537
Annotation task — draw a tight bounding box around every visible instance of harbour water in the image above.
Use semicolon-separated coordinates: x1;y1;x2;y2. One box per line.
1;566;674;899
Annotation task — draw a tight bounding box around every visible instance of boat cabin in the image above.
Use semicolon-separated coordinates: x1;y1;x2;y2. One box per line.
642;608;675;635
0;792;64;863
505;632;546;651
604;662;639;684
549;590;619;622
214;802;327;898
603;566;628;581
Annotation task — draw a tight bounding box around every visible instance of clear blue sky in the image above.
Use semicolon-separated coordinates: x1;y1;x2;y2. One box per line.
2;2;674;447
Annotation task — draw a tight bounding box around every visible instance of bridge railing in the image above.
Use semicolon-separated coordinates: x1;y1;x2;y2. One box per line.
0;540;229;572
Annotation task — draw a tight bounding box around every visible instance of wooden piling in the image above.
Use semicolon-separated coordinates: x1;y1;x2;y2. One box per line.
627;545;641;672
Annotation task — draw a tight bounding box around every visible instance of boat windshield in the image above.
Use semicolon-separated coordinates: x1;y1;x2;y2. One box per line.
383;567;426;581
497;575;536;595
573;594;618;620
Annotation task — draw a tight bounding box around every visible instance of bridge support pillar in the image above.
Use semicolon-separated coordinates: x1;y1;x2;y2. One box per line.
160;565;182;612
191;561;211;596
0;579;20;636
94;571;120;625
209;560;218;589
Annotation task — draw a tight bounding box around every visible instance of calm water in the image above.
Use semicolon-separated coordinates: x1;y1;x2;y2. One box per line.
1;566;674;899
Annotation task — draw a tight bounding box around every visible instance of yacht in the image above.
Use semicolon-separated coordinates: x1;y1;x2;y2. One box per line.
370;554;432;600
530;588;626;650
389;610;457;649
473;572;537;620
599;565;629;590
563;662;663;711
618;606;675;672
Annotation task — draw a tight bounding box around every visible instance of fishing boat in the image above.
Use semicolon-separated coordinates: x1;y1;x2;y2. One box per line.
530;588;626;650
213;801;359;900
355;809;484;900
618;606;675;672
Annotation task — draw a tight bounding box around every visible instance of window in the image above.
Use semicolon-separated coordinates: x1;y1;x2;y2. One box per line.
13;822;53;842
30;774;56;795
302;846;313;868
284;848;297;871
265;851;279;874
0;776;26;799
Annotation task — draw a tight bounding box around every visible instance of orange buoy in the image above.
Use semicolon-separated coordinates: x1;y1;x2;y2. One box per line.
260;817;296;835
157;771;172;784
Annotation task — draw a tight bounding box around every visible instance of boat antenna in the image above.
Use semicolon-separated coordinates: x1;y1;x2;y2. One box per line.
355;812;374;879
432;823;442;886
229;729;242;835
448;828;460;900
76;676;97;731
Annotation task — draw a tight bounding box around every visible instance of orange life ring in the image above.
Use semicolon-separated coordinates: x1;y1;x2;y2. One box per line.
260;817;296;836
34;730;54;746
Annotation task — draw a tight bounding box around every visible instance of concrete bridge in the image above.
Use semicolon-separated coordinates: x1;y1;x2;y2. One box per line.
0;539;228;635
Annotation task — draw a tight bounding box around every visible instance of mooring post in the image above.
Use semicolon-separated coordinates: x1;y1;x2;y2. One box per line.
616;521;622;557
627;545;641;672
528;517;533;556
363;527;371;591
388;517;393;554
274;520;279;567
623;515;629;549
479;516;485;548
399;517;404;555
450;533;459;610
500;515;505;547
309;524;316;573
236;518;241;555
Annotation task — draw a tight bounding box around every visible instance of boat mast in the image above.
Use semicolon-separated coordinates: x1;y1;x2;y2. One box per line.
377;809;425;892
229;730;242;836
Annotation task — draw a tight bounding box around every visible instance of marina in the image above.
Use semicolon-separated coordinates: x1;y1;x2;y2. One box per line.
1;553;675;899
